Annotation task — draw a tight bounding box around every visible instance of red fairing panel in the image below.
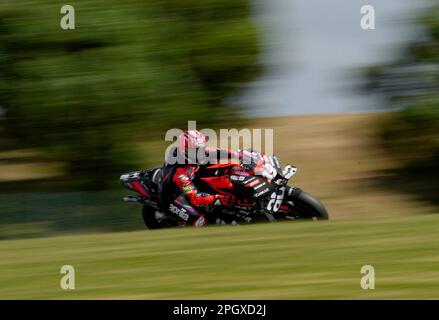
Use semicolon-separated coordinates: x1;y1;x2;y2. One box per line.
130;181;150;197
200;176;234;191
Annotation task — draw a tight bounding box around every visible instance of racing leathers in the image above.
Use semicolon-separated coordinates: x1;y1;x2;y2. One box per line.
160;147;241;227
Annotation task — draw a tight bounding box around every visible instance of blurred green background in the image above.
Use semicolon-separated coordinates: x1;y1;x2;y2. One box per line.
362;4;439;207
0;0;260;238
0;1;437;243
0;0;260;188
0;0;439;300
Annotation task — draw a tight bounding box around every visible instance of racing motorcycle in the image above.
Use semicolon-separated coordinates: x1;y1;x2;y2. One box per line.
120;151;328;229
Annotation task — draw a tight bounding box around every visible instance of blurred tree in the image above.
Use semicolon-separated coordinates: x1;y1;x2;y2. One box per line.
363;5;439;203
0;0;260;189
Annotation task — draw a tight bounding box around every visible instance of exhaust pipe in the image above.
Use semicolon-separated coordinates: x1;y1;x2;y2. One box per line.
123;195;144;203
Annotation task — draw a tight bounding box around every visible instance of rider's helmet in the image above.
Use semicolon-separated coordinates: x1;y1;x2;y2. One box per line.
178;130;207;164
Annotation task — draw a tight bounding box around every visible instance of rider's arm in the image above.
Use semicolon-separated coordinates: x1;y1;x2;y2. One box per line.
173;166;217;206
207;147;241;163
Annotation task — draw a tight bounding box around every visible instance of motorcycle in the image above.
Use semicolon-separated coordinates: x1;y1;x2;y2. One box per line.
120;151;328;229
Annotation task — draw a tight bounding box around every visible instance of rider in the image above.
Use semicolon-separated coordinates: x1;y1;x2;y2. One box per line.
160;130;244;227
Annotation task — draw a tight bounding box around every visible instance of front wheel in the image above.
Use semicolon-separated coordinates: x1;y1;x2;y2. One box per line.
283;189;329;220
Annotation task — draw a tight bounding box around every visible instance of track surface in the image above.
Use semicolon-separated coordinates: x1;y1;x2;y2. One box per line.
1;214;438;299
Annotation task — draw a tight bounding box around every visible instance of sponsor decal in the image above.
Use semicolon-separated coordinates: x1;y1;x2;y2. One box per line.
234;212;252;222
230;175;246;182
254;188;270;197
243;177;256;184
247;179;260;187
169;204;189;221
254;182;267;190
234;205;252;215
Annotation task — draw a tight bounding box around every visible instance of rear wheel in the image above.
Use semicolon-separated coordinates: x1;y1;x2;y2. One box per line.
142;205;177;229
284;189;329;220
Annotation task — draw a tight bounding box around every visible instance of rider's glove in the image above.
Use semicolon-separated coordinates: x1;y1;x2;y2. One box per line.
239;150;259;172
214;194;235;207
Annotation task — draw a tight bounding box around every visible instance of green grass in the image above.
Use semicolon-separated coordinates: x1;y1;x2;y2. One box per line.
1;214;439;299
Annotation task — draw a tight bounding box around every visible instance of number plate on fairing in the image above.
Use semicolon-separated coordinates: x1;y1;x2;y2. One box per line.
266;186;286;213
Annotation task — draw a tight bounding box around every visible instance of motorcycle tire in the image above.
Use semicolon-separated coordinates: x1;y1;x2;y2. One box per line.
286;190;329;220
142;205;177;229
